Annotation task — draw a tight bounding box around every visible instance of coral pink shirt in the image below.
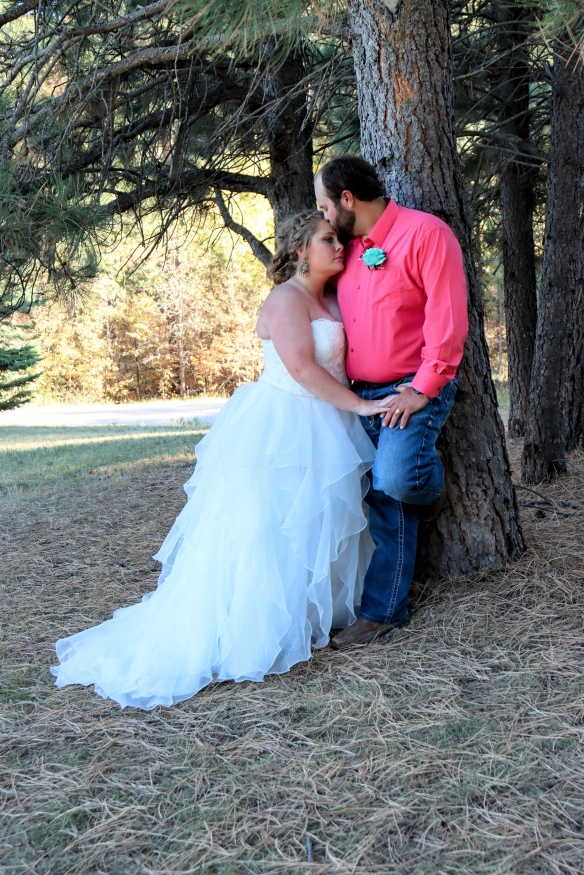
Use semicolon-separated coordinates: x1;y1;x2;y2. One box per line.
337;199;468;398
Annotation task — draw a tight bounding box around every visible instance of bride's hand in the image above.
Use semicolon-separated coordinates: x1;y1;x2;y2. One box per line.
357;395;393;417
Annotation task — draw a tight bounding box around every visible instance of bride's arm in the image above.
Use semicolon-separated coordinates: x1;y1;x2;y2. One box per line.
261;290;390;416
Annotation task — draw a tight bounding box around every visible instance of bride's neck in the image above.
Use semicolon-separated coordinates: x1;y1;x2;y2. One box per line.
291;273;330;301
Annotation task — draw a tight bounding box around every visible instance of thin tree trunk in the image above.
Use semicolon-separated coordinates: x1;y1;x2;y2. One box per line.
495;3;537;439
347;0;524;577
265;50;315;228
177;294;186;399
178;331;186;399
522;48;584;482
565;248;584;452
134;339;142;401
218;49;315;256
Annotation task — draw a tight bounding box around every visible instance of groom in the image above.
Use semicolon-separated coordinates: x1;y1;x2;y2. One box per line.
315;155;468;649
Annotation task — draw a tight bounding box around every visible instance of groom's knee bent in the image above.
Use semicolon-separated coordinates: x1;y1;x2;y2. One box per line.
373;461;443;505
372;466;421;504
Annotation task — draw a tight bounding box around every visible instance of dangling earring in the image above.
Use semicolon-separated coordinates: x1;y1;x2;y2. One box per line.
299;259;309;277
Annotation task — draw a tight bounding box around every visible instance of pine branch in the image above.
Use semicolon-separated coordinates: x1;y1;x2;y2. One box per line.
59;84;230;180
214;188;272;267
457;128;548;164
108;169;272;215
0;0;37;28
8;41;197;148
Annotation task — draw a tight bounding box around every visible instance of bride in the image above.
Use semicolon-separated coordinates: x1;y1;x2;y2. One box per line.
51;212;391;710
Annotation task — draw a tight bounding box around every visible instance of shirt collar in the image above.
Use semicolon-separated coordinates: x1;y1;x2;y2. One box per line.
353;198;399;249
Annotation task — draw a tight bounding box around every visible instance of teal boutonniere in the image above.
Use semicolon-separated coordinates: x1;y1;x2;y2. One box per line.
360;247;387;270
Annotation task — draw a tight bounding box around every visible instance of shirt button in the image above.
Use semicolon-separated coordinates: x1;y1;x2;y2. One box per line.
350;348;354;352
357;285;361;289
353;318;356;322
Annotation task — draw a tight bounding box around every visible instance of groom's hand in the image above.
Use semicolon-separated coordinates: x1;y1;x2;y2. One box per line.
382;385;429;429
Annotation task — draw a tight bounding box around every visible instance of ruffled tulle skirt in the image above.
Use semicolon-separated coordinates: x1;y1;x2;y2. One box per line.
51;379;375;709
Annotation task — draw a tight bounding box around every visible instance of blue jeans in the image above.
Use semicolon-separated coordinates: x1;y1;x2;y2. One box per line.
354;375;458;623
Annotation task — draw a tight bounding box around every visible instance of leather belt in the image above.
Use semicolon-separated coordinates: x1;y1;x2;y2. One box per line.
352;375;415;391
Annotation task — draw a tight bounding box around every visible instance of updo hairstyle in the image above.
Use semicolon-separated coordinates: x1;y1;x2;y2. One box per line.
268;211;324;285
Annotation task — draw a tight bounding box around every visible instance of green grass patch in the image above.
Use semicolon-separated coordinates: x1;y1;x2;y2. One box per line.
0;423;208;490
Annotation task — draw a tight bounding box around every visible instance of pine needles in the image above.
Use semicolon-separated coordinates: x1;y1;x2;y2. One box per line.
1;439;584;873
0;323;41;410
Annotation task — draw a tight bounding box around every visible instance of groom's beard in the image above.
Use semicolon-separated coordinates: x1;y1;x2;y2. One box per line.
331;204;356;247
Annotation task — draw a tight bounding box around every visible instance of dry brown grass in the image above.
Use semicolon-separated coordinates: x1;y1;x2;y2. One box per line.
2;440;584;874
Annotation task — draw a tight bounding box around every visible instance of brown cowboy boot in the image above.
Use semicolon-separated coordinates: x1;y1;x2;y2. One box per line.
330;616;410;650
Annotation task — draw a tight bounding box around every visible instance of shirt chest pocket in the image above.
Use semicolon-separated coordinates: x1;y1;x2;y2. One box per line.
369;267;404;310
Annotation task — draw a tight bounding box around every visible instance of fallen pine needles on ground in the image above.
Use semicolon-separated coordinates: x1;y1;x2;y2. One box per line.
1;432;584;874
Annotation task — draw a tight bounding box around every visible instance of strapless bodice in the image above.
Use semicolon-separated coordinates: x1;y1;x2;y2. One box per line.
258;319;349;397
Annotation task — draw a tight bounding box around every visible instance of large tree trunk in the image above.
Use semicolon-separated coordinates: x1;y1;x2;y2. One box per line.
565;234;584;452
265;50;316;228
522;49;584;482
495;3;537;439
347;0;524;577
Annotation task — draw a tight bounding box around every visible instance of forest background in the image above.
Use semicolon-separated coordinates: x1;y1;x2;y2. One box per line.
23;198;273;402
2;0;552;409
14;198;511;405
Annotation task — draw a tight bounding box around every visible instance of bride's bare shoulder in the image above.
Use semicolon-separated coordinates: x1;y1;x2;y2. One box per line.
256;282;310;338
263;281;308;310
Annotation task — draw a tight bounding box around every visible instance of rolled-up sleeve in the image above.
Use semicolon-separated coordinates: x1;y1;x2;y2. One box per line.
410;228;468;398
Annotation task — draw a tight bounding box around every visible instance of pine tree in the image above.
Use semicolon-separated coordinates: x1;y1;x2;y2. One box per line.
522;20;584;481
0;325;41;410
0;0;354;316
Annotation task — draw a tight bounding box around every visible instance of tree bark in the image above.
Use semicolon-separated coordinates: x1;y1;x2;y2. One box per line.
522;49;584;482
494;2;537;439
264;50;316;228
565;226;584;452
347;0;524;577
211;50;316;256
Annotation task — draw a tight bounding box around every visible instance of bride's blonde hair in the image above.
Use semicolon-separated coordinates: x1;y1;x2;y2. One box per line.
268;211;324;285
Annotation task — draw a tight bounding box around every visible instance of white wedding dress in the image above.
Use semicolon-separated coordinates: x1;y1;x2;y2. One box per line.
51;320;375;709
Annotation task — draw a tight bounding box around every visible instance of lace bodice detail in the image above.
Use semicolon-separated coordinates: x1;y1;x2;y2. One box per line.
259;319;349;397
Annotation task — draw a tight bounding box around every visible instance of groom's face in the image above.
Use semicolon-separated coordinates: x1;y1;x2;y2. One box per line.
315;177;356;247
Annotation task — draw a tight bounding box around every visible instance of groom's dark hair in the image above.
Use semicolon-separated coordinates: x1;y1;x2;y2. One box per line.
319;155;385;205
